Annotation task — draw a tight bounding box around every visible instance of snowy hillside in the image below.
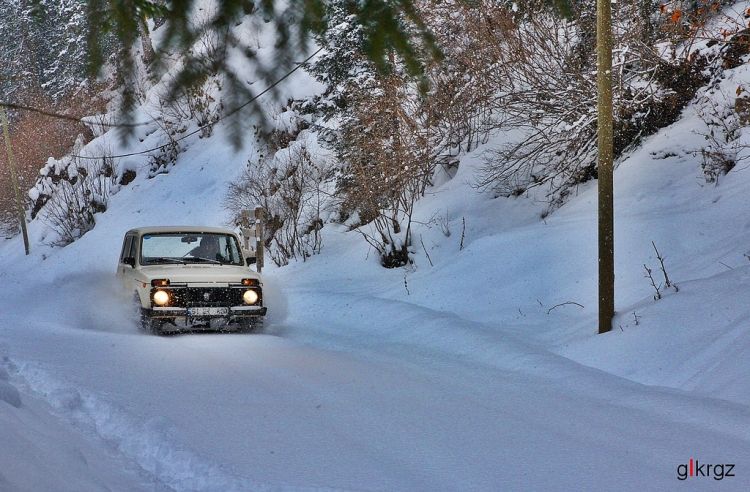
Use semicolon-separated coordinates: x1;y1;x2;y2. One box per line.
3;4;750;492
1;85;750;491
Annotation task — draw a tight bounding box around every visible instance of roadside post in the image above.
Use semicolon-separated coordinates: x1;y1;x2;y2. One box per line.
240;207;264;273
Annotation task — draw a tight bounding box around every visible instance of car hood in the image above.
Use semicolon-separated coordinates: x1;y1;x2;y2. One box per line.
135;264;261;285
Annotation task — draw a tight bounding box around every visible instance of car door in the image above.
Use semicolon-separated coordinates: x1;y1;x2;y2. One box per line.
117;236;133;276
118;234;140;296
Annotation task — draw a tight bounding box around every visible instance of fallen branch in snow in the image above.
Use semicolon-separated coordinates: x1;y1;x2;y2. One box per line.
547;301;584;314
652;241;676;290
644;264;661;300
420;235;433;266
459;217;466;251
649;242;678;295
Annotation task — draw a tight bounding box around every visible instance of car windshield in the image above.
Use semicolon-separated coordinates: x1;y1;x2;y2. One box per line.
140;232;244;266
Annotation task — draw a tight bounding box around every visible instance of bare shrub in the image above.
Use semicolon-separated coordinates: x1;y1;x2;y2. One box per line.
160;76;223;139
0;201;21;238
472;8;599;203
142;73;223;177
644;241;678;300
224;137;329;266
146;121;183;178
336;73;437;267
693;90;748;183
144;97;186;177
418;0;501;167
38;143;117;246
472;0;706;208
1;89;105;232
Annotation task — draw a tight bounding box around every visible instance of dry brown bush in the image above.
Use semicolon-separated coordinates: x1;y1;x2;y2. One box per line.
0;88;106;235
336;72;436;267
419;0;506;162
224;138;328;266
41;147;117;246
468;0;706;209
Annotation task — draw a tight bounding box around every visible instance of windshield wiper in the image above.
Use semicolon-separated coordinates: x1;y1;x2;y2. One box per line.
183;257;221;264
146;257;184;264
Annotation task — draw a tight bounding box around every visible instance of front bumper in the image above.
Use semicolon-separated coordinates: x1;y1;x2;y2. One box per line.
150;306;267;319
148;284;266;320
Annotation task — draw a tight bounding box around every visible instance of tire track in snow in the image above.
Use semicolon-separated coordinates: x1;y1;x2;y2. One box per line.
1;355;361;492
281;288;750;445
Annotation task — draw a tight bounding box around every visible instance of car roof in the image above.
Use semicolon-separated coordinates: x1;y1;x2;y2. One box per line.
125;226;238;236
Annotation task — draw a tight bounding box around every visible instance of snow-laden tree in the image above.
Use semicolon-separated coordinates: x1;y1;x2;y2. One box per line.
0;1;111;239
303;0;374;122
28;0;91;101
474;0;707;211
59;0;440;141
0;0;33;101
303;0;441;267
0;0;93;103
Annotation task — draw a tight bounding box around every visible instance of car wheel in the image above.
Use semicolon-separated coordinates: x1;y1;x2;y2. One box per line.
141;309;165;335
237;317;263;333
134;293;164;335
133;293;148;333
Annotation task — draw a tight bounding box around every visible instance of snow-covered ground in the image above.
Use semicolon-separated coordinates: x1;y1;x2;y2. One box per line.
3;17;750;492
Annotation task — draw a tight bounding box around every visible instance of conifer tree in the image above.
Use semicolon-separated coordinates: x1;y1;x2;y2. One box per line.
25;0;438;135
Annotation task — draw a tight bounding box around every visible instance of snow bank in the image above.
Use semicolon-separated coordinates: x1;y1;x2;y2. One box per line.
2;1;750;491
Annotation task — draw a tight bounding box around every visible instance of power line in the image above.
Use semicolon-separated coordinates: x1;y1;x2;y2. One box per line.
0;102;157;128
2;47;324;162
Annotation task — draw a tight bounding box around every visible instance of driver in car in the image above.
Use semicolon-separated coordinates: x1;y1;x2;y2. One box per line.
190;236;221;260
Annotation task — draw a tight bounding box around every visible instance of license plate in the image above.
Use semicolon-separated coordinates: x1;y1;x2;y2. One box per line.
188;307;229;316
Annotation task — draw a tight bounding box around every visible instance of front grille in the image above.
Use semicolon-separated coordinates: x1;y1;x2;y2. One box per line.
151;286;261;308
184;287;237;306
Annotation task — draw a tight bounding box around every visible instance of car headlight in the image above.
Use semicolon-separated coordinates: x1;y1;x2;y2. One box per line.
153;290;170;306
243;289;259;304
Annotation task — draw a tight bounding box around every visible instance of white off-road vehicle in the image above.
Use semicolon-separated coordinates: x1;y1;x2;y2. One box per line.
116;226;266;334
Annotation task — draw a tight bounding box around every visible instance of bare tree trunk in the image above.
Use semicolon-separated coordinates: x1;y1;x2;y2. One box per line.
138;15;156;66
1;105;29;255
597;0;614;333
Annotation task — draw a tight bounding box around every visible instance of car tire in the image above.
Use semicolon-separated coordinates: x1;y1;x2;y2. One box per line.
134;293;165;335
133;293;147;333
141;309;165;335
237;317;263;333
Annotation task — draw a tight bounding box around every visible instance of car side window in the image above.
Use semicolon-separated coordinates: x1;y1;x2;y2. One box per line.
225;236;242;264
120;236;133;262
128;236;138;260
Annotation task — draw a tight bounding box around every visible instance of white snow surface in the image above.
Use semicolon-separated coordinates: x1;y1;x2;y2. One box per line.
3;19;750;492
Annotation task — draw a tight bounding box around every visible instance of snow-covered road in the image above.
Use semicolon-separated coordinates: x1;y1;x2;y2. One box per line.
3;59;750;490
1;264;749;491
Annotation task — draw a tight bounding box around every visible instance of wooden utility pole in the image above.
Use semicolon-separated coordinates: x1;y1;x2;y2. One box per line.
240;207;264;273
0;104;30;255
597;0;614;333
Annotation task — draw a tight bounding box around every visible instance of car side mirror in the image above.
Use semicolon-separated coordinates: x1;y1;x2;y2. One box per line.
124;257;136;268
246;257;257;265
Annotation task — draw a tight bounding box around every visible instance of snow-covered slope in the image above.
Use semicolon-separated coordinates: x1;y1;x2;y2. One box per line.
3;13;750;492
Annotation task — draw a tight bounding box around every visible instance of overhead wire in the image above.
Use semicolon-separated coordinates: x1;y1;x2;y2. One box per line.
0;47;324;162
0;102;153;128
